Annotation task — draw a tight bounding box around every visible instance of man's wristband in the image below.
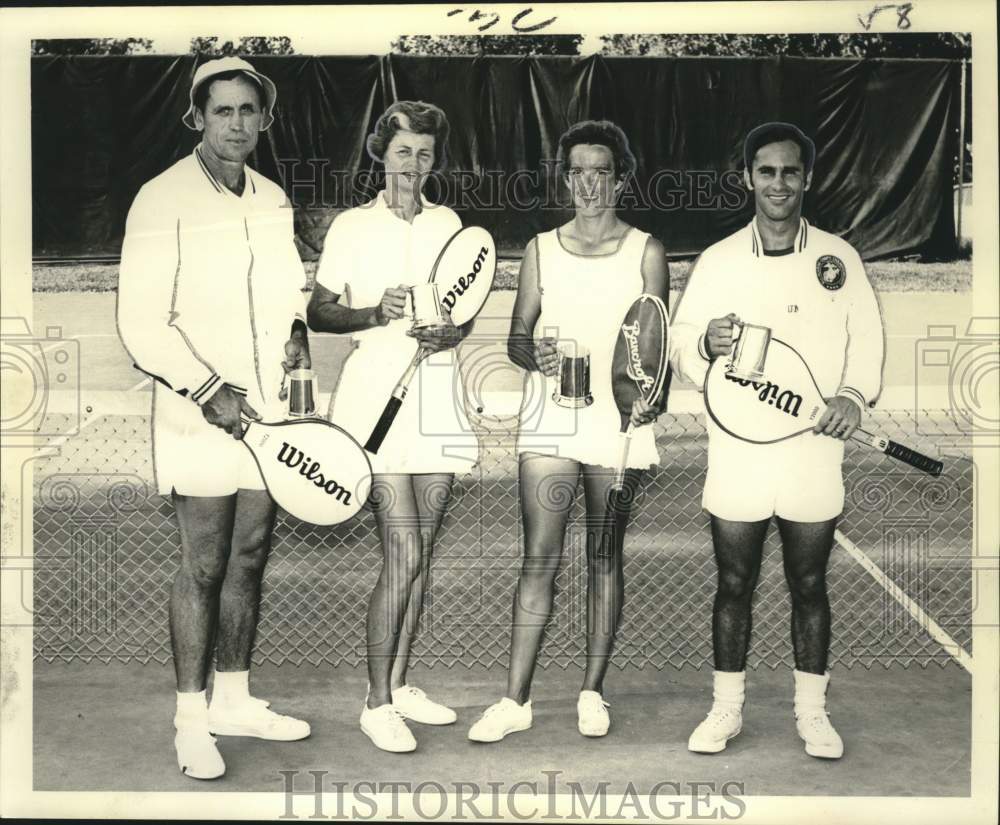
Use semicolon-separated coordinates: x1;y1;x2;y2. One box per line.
698;333;711;361
836;387;866;410
192;373;225;406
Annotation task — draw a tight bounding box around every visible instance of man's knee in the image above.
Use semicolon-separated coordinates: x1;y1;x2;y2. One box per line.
231;523;272;572
182;544;230;591
174;495;237;589
788;569;828;605
717;568;755;601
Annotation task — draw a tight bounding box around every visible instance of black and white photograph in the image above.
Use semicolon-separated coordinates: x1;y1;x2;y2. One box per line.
0;1;997;822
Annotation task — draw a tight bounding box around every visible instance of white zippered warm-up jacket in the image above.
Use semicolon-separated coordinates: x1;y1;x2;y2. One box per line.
117;147;306;415
670;218;884;409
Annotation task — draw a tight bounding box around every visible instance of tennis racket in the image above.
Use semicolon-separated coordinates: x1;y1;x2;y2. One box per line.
241;417;373;525
364;225;497;454
704;337;943;475
609;294;671;491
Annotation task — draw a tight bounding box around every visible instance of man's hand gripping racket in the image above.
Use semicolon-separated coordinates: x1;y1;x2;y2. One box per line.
704;337;943;476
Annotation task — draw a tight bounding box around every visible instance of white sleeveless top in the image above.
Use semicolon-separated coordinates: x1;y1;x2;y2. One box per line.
515;226;661;470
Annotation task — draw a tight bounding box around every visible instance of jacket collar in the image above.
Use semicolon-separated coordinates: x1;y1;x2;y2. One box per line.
750;216;808;257
194;145;256;197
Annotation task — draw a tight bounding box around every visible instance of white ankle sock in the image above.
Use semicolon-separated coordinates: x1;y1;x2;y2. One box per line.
175;690;208;727
793;670;830;716
212;670;250;706
711;670;746;713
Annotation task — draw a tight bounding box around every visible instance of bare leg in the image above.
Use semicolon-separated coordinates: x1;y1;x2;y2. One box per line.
709;515;769;672
390;473;455;690
580;465;643;695
776;517;837;674
506;453;579;705
170;493;236;692
216;489;277;672
366;474;422;708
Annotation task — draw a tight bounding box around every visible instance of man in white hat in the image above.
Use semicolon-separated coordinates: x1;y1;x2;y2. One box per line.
118;57;311;780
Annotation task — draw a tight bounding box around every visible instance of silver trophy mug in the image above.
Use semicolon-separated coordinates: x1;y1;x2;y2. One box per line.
727;322;771;381
552;342;594;408
288;368;319;418
409;283;447;330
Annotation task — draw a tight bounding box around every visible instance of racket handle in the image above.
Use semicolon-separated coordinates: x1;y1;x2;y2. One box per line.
882;438;944;476
238;413;255;438
612;426;634;491
364;397;403;454
364;347;426;454
857;430;943;476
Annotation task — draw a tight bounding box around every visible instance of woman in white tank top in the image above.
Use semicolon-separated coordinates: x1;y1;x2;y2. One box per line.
468;121;671;743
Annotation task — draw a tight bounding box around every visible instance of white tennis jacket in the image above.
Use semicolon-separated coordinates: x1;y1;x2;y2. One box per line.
670;218;884;410
117;148;306;412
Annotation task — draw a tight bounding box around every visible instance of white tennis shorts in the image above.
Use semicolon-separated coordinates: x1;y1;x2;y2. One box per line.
703;423;846;523
152;386;276;497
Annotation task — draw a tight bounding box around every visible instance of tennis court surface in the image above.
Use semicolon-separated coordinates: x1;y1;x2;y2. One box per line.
26;291;976;795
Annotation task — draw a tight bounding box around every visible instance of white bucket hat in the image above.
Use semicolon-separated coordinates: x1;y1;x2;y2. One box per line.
182;56;277;131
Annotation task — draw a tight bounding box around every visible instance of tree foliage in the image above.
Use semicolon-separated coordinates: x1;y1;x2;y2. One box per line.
392;35;583;56
31;38;154;56
598;33;971;58
188;36;295;55
391;32;971;58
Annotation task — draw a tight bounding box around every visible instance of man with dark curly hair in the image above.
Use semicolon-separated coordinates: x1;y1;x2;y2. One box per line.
671;122;884;760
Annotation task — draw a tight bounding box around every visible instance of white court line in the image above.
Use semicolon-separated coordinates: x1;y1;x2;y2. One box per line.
39;333;120;352
51;333;120;338
42;355;151;449
834;528;973;674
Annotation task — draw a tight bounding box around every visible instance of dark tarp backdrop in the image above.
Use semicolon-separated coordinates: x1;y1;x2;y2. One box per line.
31;54;961;262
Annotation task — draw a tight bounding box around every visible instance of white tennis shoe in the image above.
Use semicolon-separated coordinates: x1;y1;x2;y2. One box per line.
174;726;226;780
391;685;457;725
796;710;844;759
208;696;311;741
687;707;743;754
467;698;532;743
360;703;418;753
577;691;610;737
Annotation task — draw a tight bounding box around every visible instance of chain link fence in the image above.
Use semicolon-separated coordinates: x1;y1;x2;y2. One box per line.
32;408;973;670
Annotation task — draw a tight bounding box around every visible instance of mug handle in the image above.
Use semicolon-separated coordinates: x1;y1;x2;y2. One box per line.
724;320;744;374
403;287;415;321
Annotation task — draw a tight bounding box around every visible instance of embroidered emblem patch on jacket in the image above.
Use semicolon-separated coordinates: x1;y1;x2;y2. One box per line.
816;255;846;290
